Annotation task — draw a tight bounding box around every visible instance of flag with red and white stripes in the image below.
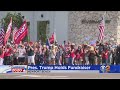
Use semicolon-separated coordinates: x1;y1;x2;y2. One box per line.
12;27;18;42
98;16;105;42
0;27;5;46
4;17;12;45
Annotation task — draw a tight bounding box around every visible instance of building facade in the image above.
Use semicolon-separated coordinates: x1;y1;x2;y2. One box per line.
68;11;120;44
0;11;120;45
0;11;68;44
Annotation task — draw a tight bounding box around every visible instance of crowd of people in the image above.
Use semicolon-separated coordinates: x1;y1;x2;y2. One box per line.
0;40;120;66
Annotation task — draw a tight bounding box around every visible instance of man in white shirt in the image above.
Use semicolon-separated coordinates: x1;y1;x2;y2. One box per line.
18;45;26;65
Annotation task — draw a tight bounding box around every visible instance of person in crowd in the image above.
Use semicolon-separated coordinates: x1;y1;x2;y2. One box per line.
88;46;96;65
83;45;89;65
75;45;81;65
111;47;117;65
94;48;100;65
55;46;60;65
2;39;120;66
42;45;47;65
26;43;35;65
102;47;109;65
12;44;19;65
34;43;40;65
65;46;71;65
59;45;63;65
70;43;76;65
45;46;50;65
4;44;13;65
108;44;113;65
49;45;56;65
18;44;26;65
116;44;120;65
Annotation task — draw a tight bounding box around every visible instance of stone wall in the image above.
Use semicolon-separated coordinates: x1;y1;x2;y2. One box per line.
68;11;119;44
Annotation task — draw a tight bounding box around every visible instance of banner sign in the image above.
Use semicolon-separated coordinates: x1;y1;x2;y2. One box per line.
14;20;28;44
28;65;101;70
1;65;120;73
27;65;101;73
28;65;120;73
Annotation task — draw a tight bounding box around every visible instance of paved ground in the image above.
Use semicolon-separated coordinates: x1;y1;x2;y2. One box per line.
0;73;120;79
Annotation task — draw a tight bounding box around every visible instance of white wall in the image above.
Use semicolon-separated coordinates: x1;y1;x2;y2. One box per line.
33;11;68;44
34;11;55;41
54;11;68;44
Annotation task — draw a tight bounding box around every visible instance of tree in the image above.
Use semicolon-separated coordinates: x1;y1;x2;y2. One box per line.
0;12;29;42
1;12;23;31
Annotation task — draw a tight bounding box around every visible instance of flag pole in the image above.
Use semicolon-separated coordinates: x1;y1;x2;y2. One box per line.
12;28;14;43
102;11;106;44
27;28;30;43
54;29;56;45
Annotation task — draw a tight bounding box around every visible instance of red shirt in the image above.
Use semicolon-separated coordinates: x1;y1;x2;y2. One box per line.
71;52;75;58
4;48;12;57
102;50;108;59
0;52;4;58
65;50;70;58
75;49;84;59
76;52;80;59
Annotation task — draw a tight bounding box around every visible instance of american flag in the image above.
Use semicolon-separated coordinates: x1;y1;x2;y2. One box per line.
4;17;12;45
12;27;18;42
98;16;105;42
0;27;5;46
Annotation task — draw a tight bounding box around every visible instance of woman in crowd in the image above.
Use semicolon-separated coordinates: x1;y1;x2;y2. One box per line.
70;49;75;65
65;46;71;65
42;45;47;65
75;45;81;65
84;45;89;65
4;44;13;65
111;47;117;65
75;45;84;65
18;44;26;65
55;46;60;65
34;43;41;65
44;46;50;65
12;44;19;65
102;47;109;65
49;45;56;65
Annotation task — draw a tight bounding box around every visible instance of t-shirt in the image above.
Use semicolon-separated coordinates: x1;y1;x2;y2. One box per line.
102;50;109;59
27;48;34;56
70;51;75;58
18;48;26;57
